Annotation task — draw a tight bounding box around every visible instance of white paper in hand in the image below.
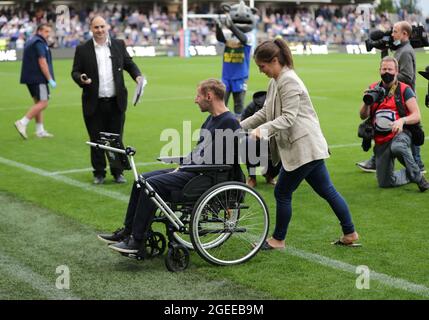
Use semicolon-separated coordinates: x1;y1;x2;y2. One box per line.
132;76;147;106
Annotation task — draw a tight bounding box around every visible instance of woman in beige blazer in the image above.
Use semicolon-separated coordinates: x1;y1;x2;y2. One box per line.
241;39;359;249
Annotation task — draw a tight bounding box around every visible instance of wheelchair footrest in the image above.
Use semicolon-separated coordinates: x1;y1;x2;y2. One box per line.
120;252;145;260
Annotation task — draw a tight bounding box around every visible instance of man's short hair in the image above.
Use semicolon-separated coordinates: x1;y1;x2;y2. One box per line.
397;21;412;37
380;56;399;71
198;79;226;100
90;15;105;26
37;23;52;32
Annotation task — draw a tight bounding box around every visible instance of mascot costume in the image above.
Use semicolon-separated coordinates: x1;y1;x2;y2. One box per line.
216;1;258;116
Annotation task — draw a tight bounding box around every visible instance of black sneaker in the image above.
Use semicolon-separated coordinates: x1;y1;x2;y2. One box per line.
109;235;142;254
97;227;130;244
417;176;429;192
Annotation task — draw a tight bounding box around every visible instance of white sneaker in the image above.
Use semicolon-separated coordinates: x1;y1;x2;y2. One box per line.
14;120;28;139
36;130;54;138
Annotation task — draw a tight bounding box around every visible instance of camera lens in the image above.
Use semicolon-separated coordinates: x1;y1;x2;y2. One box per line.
363;92;376;105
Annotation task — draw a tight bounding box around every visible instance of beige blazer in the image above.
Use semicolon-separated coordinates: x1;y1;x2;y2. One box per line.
241;67;329;171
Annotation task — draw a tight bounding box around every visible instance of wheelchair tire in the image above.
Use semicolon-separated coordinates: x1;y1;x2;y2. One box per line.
190;182;269;266
165;244;190;272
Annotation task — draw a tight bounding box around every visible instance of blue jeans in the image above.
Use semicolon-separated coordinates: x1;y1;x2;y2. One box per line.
273;159;355;240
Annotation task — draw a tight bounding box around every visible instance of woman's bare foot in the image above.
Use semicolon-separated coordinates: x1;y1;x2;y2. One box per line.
340;231;359;244
266;237;285;249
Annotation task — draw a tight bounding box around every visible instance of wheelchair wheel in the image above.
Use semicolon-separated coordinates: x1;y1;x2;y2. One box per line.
190;182;269;266
172;213;225;251
165;243;190;272
144;232;166;258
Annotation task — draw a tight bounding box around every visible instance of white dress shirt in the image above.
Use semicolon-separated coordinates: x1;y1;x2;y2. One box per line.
93;37;116;98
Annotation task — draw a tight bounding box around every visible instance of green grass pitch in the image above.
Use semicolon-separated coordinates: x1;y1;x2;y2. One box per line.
0;53;428;299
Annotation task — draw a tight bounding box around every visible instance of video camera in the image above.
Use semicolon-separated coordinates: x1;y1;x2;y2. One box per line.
363;85;386;105
97;132;131;171
418;66;429;108
358;85;386;152
365;25;429;52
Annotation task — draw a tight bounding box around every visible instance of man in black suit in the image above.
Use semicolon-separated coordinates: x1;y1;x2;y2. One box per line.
71;16;142;184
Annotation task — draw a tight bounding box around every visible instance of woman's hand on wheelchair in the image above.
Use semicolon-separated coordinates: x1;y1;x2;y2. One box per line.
249;128;261;140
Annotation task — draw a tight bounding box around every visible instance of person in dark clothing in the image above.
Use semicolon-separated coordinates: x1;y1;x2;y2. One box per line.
15;23;56;139
241;91;280;187
97;79;241;254
71;16;142;185
393;21;416;91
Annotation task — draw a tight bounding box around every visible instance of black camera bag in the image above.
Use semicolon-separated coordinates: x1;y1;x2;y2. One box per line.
394;85;425;146
357;118;374;152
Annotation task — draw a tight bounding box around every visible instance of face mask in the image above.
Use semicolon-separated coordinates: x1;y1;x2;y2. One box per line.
381;72;395;83
393;39;401;46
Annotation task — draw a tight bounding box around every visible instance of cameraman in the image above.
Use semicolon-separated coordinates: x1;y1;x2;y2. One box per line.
357;21;425;173
359;57;429;192
392;21;416;90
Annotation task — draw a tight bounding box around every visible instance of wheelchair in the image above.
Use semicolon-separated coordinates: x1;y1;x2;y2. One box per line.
88;133;270;272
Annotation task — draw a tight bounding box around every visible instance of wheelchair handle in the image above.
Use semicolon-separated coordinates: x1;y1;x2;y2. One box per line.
86;141;136;156
86;141;125;154
86;141;140;186
86;141;184;230
241;131;277;140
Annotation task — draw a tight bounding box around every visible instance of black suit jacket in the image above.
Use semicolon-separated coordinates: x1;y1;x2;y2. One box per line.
71;39;141;116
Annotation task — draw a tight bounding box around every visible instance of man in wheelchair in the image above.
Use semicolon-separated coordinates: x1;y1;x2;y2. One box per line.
97;79;242;255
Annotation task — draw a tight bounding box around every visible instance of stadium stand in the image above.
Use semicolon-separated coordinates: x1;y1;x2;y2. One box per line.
0;1;427;50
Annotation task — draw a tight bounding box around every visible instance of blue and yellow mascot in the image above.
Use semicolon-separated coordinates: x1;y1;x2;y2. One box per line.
216;1;258;116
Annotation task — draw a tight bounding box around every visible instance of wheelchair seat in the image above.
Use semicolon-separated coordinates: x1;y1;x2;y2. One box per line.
170;164;245;204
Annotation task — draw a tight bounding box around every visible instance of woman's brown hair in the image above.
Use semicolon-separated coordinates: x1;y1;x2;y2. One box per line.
254;38;294;69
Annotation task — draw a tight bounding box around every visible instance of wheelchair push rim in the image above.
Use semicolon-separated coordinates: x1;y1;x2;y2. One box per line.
190;182;269;266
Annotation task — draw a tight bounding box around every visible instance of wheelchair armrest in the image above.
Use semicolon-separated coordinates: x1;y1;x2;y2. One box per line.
157;156;184;164
179;164;232;173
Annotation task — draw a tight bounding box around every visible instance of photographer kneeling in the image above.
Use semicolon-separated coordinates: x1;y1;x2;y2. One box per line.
360;56;429;192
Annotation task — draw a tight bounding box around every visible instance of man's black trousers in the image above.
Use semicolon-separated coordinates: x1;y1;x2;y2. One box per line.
84;97;125;178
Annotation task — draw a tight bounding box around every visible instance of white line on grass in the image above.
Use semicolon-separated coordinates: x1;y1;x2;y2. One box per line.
48;161;161;175
329;142;361;149
0;156;129;202
287;247;429;298
0;250;80;300
1;155;429;298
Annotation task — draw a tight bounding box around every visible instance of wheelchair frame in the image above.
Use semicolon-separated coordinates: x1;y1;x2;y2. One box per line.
88;137;270;272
